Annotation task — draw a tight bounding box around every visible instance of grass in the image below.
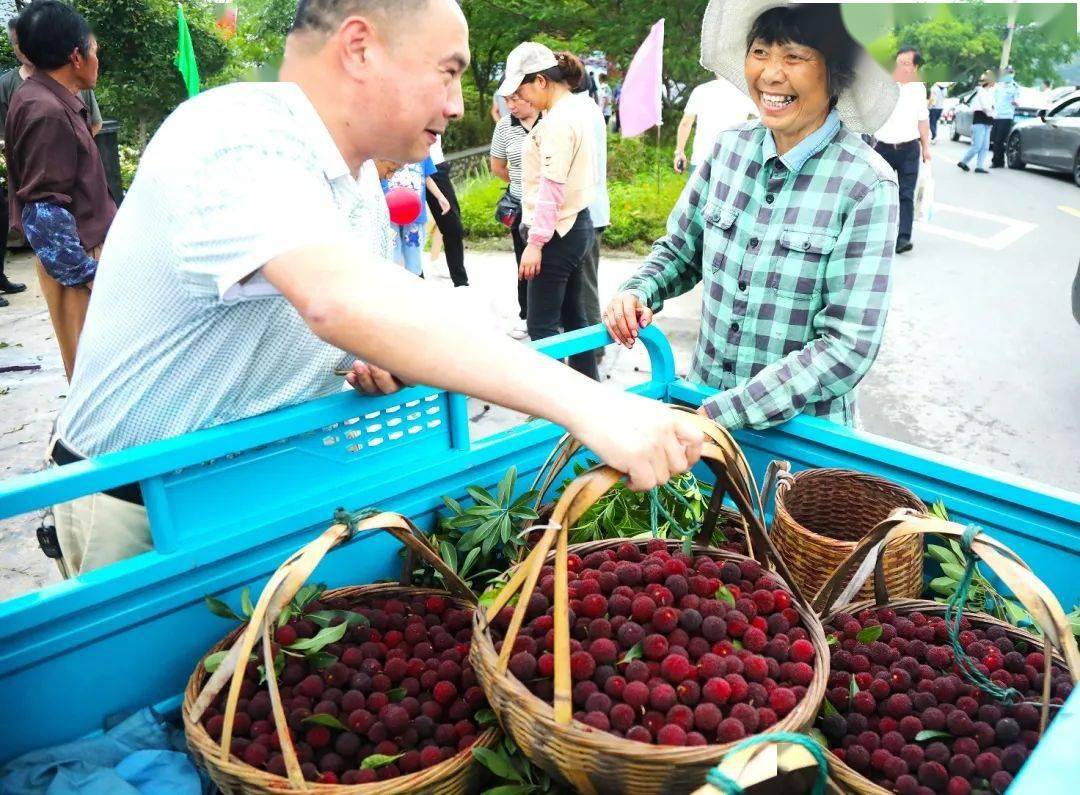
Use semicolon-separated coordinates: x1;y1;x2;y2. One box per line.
457;136;689;255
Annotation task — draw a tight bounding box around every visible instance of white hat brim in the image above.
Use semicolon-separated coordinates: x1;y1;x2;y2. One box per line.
700;0;899;135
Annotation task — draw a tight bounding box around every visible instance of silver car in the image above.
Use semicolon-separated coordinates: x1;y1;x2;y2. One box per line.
1005;90;1080;187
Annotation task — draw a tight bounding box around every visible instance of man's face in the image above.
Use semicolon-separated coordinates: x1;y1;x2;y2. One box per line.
893;51;918;83
506;92;535;120
744;39;831;141
360;0;468;163
71;35;99;90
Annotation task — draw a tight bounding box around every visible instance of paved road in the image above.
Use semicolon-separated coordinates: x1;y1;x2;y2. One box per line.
857;137;1080;494
0;135;1077;598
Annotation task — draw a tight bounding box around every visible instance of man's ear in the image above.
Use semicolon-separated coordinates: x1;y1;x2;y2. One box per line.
338;15;379;81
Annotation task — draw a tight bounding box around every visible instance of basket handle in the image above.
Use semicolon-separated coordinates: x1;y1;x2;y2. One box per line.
754;459;791;535
189;511;475;789
487;436;811;725
812;510;1080;685
669;406;768;555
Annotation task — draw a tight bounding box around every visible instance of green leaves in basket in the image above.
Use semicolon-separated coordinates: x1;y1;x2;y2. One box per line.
476;708;497;726
856;625;883;644
386;687;407;703
927;544;960;568
849;678;859;700
826;634;838;646
822;698;840;718
715;585;736;607
305;652;338;670
732;639;744;651
929;577;958;597
307;610;369;629
284;621;348;653
240;587;254;618
361;753;404;770
618;642;643;666
204;596;243;622
473;746;523;782
202;651;229;672
915;730;952;742
808;729;828;747
258;650;285;684
445;468;540;557
303;713;348;731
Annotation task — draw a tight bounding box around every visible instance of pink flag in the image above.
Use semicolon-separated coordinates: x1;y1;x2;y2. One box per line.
619;19;665;138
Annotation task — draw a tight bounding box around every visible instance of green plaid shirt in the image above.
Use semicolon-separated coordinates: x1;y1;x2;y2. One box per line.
622;111;898;430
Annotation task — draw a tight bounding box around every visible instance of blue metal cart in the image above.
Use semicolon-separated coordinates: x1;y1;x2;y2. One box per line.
0;327;1077;792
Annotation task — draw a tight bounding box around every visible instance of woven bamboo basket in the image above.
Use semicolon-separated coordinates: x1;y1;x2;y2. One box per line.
769;465;925;603
811;511;1080;795
528;407;764;555
183;512;499;794
472;413;830;795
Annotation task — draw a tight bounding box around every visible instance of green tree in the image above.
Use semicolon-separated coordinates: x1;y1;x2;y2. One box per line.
883;2;1079;88
590;0;711;123
77;0;229;142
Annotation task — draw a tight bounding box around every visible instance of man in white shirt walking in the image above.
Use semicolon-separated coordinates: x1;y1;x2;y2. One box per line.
873;46;931;254
673;73;758;175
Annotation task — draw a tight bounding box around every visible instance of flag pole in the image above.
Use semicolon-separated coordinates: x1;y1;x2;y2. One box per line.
655;124;661;195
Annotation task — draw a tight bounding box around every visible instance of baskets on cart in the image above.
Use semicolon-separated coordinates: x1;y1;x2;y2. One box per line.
769;465;925;602
472;415;830;795
811;511;1080;795
183;512;499;794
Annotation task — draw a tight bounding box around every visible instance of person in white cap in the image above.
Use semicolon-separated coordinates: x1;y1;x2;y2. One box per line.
605;1;900;432
497;42;599;380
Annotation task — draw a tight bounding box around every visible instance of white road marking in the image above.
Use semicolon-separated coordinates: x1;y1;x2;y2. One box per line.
1058;205;1080;219
916;202;1036;250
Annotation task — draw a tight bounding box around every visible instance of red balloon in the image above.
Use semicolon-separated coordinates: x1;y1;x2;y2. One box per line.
385;186;422;225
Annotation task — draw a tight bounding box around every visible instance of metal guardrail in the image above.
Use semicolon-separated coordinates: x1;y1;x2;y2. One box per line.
444;144;490;179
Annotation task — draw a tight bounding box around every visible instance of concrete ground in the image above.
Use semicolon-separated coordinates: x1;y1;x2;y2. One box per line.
1;133;1078;599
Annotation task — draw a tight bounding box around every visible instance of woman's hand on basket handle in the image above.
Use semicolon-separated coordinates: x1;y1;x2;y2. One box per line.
570;392;704;492
604;291;653;349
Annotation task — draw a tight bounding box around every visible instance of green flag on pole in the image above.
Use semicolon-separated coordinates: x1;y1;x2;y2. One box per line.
174;3;200;98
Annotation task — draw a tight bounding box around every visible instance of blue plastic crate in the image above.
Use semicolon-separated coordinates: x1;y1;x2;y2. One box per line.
0;325;1076;792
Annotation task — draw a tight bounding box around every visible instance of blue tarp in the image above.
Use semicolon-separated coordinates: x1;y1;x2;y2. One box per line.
0;708;208;795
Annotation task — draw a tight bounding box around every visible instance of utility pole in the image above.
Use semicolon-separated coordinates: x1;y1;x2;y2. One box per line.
999;2;1019;71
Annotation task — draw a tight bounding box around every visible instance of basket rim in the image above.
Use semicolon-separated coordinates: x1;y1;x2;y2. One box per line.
183;582;500;794
773;468;925;549
820;597;1069;795
472;537;830;767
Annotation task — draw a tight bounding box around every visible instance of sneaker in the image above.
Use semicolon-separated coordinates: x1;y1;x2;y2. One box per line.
895;240;914;254
957;162;970;172
0;295;7;308
0;275;26;294
507;320;529;340
974;168;989;174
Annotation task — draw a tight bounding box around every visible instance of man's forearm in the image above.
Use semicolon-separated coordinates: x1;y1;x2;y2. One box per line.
263;245;596;430
918;120;931;149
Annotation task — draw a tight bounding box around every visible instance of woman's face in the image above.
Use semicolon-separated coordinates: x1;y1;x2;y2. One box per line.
514;75;549;111
744;38;831;141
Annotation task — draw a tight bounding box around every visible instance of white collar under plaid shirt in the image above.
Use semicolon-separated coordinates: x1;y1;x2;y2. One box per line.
621;110;899;430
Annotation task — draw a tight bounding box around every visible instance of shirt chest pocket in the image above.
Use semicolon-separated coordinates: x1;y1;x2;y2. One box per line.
767;228;838;300
701;200;742;272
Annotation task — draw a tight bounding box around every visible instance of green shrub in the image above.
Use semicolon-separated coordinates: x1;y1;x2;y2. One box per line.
455;139;688;253
456;171;509;241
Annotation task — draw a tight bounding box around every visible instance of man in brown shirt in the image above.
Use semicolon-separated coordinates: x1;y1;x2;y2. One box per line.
6;1;115;380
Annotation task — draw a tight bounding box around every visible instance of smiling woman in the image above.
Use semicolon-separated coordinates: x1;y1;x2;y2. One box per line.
605;0;903;433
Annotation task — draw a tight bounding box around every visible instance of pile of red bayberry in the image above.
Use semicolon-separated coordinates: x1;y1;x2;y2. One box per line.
199;594;486;785
819;607;1071;795
489;540;819;747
